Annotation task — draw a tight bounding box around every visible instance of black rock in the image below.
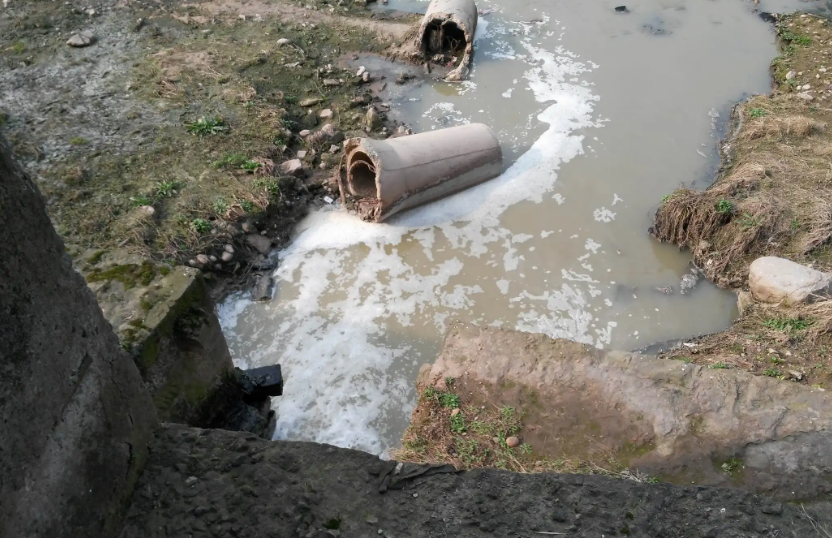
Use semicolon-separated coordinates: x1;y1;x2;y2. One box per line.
615;5;628;13
238;365;284;399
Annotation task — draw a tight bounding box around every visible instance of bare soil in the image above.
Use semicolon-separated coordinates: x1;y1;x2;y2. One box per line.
652;13;832;390
0;0;417;295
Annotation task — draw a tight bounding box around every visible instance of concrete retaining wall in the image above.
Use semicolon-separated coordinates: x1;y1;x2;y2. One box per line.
0;132;157;538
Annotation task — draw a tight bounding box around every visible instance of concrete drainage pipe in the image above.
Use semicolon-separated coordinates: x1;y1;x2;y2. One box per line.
339;123;503;222
417;0;478;81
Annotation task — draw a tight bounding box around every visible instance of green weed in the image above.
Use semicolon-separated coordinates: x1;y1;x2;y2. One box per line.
781;30;812;46
450;413;466;433
749;108;767;118
438;392;460;409
69;137;88;145
763;368;782;378
253;177;280;196
769;356;785;365
191;218;211;234
709;362;729;369
721;456;743;475
155;180;181;198
240;200;255;213
213;153;248;168
241;159;261;172
715;199;734;214
212;196;229;215
763;316;814;332
738;212;759;229
130;194;153;207
186;116;227;137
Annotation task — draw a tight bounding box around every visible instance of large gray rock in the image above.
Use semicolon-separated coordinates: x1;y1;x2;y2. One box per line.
423;322;832;500
749;255;832;304
0;132;157;538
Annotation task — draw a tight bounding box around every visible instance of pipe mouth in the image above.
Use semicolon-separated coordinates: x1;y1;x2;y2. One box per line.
347;151;378;198
421;19;468;54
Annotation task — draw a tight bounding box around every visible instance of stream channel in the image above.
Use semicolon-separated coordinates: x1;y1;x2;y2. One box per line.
219;0;827;455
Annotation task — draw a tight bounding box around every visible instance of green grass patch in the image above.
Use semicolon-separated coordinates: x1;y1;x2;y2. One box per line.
186;116;227;137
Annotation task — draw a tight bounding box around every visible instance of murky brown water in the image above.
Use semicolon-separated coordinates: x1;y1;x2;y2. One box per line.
219;0;826;454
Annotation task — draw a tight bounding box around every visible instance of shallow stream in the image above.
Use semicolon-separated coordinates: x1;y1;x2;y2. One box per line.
220;0;826;454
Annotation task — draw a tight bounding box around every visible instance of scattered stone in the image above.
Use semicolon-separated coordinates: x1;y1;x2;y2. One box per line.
319;109;334;119
224;244;234;254
365;108;382;131
323;79;341;86
615;5;629;13
737;290;753;316
802;84;812;90
505;436;520;448
450;408;460;417
365;515;379;525
299;97;323;107
797;92;815;102
789;370;804;381
246;234;273;255
221;251;233;263
679;272;699;295
209;255;217;263
252;275;273;302
277;38;291;46
362;71;370;83
329;144;340;153
357;66;366;77
66;31;94;48
297;150;308;160
135;18;145;31
749;256;832;305
786;70;796;80
279;159;304;177
323;196;335;204
242;222;257;234
300;129;311;137
350;95;370;108
86;8;97;16
196;254;210;266
307;124;344;146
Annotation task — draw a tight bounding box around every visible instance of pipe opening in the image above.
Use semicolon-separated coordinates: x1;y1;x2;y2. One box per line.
422;20;467;55
347;152;378;198
441;21;467;54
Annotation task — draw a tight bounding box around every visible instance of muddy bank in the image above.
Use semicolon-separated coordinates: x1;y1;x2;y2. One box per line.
399;322;832;501
121;423;832;538
651;13;832;389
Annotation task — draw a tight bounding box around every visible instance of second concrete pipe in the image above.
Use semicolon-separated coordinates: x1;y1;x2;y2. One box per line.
339;123;503;222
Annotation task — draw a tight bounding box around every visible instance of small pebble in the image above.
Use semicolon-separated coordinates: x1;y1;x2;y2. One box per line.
506;436;520;448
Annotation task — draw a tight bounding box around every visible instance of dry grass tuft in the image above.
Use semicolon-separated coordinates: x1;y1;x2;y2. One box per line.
740;115;825;141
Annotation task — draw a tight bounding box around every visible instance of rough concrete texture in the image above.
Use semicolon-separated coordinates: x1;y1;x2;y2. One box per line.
749;256;832;304
423;322;832;500
0;132;157;538
76;249;235;423
121;424;832;538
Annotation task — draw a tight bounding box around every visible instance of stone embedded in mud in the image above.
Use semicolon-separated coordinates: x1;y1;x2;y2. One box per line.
279;158;305;177
196;254;210;266
505;436;520;448
320;108;334;119
365;107;382;131
277;38;291;46
749;256;832;305
245;233;273;255
786;70;796;80
221;251;233;263
299;97;323;107
66;31;95;47
306;124;344;146
323;79;341;87
797;92;815;101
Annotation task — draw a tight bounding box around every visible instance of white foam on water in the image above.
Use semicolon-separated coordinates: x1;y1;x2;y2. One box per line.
219;12;605;455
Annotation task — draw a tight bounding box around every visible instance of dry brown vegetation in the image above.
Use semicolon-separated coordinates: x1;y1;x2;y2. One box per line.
393;378;649;481
653;13;832;389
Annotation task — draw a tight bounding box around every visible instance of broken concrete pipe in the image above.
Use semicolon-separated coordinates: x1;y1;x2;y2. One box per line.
339;123;502;222
418;0;478;82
